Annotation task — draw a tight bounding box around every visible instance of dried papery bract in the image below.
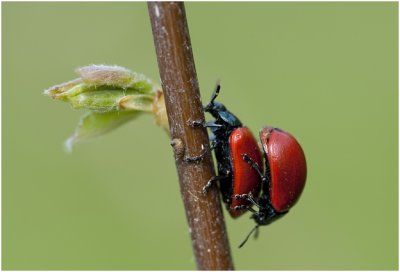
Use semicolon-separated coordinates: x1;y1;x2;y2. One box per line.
77;65;136;88
152;90;169;132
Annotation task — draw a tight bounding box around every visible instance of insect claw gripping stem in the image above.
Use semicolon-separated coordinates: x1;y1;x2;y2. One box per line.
187;119;205;128
202;175;229;194
187;119;223;128
183;148;207;163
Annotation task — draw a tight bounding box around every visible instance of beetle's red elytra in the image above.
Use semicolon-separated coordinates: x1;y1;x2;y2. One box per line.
201;83;263;219
260;126;307;213
229;127;263;217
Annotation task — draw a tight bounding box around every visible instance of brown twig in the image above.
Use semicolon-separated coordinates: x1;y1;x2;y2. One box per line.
148;2;234;270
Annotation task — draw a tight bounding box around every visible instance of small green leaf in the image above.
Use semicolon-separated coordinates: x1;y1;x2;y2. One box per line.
64;110;141;152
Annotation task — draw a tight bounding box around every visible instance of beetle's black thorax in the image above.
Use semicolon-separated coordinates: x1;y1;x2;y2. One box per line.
205;102;242;204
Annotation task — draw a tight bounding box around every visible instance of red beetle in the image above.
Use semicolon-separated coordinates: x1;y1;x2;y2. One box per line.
228;127;263;217
237;126;307;247
201;83;263;218
261;126;307;212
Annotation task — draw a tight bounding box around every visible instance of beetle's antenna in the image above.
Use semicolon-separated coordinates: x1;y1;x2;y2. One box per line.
204;80;221;111
254;224;260;239
209;80;221;105
238;224;259;248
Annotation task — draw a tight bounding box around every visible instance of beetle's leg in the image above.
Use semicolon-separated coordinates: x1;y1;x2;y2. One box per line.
234;193;262;209
183;148;208;163
242;153;270;187
183;137;218;163
232;204;258;214
202;174;229;194
187;119;205;128
188;119;223;128
242;154;264;178
205;121;224;128
209;138;219;151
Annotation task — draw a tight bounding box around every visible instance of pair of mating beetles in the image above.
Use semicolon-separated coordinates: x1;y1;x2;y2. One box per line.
195;83;307;248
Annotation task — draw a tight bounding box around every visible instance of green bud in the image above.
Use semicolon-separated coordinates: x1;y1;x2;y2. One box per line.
44;65;158;112
44;64;169;152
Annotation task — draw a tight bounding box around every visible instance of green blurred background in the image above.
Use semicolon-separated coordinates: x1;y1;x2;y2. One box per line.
2;2;398;270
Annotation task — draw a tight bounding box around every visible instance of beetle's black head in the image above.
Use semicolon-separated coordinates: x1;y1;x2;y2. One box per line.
204;101;227;118
204;81;242;131
251;207;287;226
252;213;268;226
